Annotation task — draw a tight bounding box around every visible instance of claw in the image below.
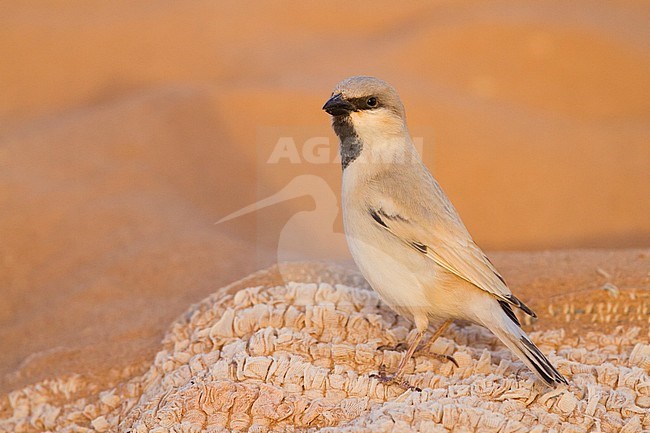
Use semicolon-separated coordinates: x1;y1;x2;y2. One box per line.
377;342;409;352
370;365;421;391
432;353;459;368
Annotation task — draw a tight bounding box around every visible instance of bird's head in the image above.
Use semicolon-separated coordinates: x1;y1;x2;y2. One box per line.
323;76;411;169
323;76;405;122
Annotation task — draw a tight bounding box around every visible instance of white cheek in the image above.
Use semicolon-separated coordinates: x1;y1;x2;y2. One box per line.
349;109;411;164
350;109;404;138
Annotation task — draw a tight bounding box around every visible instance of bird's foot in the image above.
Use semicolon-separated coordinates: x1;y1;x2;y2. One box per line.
377;342;409;352
430;352;459;368
378;344;458;368
376;344;459;367
379;345;459;367
370;365;421;391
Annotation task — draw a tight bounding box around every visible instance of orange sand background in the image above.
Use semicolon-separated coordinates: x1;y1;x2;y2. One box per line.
1;1;649;396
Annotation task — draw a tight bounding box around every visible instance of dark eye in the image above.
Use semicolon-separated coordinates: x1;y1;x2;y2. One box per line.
367;97;378;107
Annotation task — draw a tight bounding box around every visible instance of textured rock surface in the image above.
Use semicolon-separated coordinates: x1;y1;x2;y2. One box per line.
1;263;648;433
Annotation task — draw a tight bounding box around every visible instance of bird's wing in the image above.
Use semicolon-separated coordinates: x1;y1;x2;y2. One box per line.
369;192;536;317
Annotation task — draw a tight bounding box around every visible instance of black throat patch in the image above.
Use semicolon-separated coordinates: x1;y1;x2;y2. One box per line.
332;116;362;170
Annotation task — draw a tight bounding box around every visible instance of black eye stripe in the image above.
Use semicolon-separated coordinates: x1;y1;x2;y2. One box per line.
346;96;381;111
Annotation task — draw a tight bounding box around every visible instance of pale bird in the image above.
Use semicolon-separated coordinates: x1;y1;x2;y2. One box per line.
322;76;568;387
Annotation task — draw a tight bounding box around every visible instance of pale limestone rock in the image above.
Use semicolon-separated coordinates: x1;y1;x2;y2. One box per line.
0;266;648;433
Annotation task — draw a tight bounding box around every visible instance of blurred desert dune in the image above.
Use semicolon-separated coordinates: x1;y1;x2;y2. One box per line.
0;0;649;424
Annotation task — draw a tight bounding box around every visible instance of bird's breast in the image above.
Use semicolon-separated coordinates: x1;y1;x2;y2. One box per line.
341;191;435;317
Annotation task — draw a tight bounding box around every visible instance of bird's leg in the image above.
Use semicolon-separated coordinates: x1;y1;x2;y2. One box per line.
379;320;455;354
372;329;425;390
420;319;458;367
393;329;425;381
428;319;451;344
372;319;458;389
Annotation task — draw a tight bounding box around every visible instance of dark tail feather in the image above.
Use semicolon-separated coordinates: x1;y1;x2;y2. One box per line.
505;294;536;318
517;334;568;386
484;305;568;386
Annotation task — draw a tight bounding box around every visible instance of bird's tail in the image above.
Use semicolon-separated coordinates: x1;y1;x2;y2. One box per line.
479;304;568;386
